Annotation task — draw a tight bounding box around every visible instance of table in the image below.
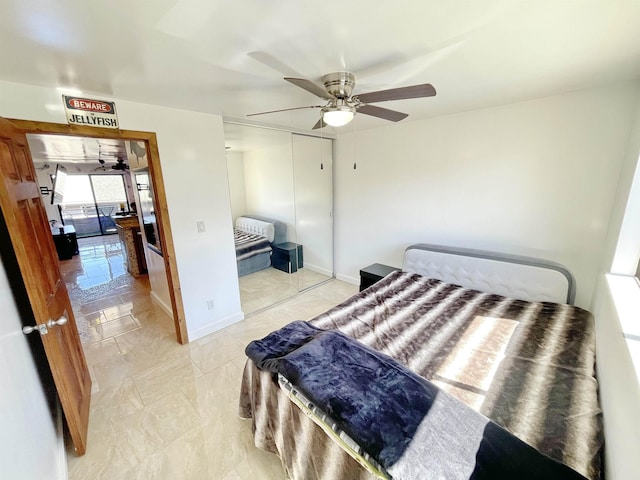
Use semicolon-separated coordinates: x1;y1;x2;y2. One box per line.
272;242;304;274
359;263;400;291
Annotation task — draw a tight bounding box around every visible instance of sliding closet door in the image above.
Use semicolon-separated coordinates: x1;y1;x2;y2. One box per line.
225;122;334;314
224;123;299;315
292;134;334;289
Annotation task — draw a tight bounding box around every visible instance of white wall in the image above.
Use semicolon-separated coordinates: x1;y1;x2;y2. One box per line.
0;256;65;479
334;82;640;309
225;151;247;223
591;276;640;480
0;80;242;341
589;92;640;480
243;142;296;242
115;100;241;339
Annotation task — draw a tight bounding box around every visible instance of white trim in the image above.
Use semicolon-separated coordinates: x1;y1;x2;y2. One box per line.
611;153;640;274
150;290;173;318
606;274;640;381
304;263;333;277
187;312;244;342
336;273;359;285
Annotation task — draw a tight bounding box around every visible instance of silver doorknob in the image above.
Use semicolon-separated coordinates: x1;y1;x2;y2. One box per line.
22;316;67;336
47;316;68;328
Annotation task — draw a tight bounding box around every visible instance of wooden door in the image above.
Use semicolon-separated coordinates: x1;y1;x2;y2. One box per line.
0;118;91;455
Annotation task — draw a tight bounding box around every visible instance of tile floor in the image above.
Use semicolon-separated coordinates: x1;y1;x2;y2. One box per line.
238;266;333;315
63;235;358;479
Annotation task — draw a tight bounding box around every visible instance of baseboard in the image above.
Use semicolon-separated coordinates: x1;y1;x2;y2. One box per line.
187;311;245;342
336;273;359;285
304;263;333;277
150;290;173;318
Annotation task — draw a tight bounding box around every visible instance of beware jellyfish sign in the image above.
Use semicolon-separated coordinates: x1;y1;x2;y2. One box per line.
63;95;119;129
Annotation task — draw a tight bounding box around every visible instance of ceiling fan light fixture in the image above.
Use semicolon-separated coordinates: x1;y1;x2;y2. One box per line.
250;68;434;129
322;105;355;127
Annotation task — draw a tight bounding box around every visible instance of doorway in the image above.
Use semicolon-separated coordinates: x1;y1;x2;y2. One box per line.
7;118;188;344
54;173;128;237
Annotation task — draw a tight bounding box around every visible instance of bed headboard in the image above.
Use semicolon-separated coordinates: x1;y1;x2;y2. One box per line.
235;217;275;242
402;243;576;305
235;215;287;244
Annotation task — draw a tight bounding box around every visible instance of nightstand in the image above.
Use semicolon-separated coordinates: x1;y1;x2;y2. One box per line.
272;242;304;274
359;263;400;291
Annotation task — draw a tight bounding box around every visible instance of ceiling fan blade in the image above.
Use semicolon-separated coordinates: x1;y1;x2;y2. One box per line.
357;104;408;122
355;83;436;103
284;77;334;100
247;105;322;117
312;117;327;130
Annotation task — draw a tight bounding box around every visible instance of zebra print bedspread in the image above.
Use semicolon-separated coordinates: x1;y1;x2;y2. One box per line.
234;229;272;261
239;271;603;480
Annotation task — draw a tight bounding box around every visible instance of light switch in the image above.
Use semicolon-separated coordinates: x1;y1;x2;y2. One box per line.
197;221;205;233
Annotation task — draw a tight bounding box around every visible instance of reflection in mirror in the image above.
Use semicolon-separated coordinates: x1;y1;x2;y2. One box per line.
225;123;298;315
225;122;334;316
292;134;334;290
134;169;162;255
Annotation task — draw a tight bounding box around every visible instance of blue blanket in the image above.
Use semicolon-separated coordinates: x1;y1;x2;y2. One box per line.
246;320;588;480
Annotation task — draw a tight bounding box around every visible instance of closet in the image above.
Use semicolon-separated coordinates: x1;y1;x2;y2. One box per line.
224;122;334;315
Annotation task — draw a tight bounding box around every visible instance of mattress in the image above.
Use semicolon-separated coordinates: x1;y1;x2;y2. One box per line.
239;271;602;480
234;229;272;261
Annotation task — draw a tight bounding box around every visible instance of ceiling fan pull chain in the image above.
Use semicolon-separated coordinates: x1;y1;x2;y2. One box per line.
353;115;358;170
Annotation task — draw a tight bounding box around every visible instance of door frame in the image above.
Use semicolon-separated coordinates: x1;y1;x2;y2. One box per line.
8;118;188;344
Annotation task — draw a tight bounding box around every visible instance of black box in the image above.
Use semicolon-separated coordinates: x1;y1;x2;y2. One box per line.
272;242;303;274
359;263;400;291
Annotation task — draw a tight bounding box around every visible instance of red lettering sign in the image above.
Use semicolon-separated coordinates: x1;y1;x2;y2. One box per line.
66;97;113;113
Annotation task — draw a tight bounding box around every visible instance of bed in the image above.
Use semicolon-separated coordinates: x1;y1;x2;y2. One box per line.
234;216;286;276
239;243;603;480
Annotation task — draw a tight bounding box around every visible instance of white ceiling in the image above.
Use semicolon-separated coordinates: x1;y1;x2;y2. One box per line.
2;1;640;132
26;134;127;164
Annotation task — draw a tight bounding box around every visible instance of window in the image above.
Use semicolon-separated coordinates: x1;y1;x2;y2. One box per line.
59;174;128;237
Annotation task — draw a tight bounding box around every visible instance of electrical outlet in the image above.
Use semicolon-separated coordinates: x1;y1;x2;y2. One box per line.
197;221;206;233
206;299;215;310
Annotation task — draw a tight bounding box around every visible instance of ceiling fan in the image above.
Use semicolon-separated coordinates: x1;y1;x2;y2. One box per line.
248;71;436;129
111;157;130;171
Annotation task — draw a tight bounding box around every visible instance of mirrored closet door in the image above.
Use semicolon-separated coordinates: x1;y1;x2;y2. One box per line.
292;133;333;290
224;122;334;315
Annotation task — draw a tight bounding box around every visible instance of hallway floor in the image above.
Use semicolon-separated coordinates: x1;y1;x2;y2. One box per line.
62;235;358;479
